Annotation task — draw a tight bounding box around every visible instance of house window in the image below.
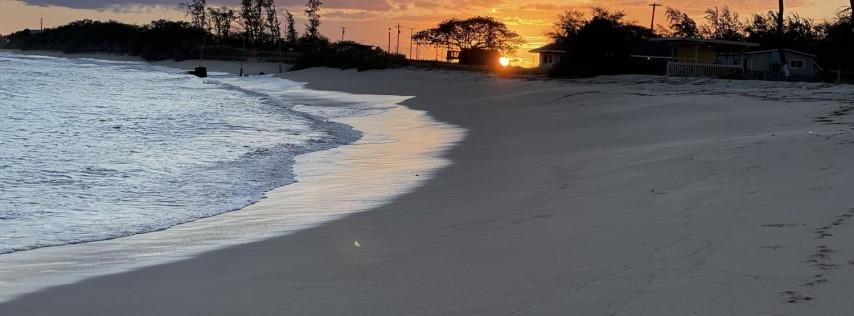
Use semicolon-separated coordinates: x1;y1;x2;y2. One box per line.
790;59;805;69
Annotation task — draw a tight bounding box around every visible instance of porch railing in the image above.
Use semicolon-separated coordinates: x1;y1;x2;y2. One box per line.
666;62;742;78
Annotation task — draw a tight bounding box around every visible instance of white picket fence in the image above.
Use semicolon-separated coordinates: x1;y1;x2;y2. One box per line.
666;62;742;78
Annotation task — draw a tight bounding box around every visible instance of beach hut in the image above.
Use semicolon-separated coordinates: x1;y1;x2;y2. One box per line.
529;43;569;70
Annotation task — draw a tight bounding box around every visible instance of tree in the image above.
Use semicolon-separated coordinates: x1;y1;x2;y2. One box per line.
546;8;652;76
304;0;322;39
413;16;524;54
745;12;818;50
665;7;698;37
547;9;585;43
816;12;854;72
284;9;297;44
701;6;745;40
182;0;207;30
263;0;281;43
850;0;854;25
207;7;236;39
240;0;263;43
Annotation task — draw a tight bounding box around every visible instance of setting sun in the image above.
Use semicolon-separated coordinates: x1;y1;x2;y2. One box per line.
499;57;510;67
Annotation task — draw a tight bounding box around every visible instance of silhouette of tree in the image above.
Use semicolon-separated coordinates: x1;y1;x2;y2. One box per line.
304;0;323;40
745;12;818;50
664;7;698;37
701;6;745;40
182;0;207;30
850;0;854;26
547;9;585;43
263;0;281;43
413;16;523;54
207;7;235;39
548;8;653;76
240;0;262;43
284;9;297;44
816;12;854;72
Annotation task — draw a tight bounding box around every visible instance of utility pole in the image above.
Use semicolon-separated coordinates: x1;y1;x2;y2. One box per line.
395;24;402;55
408;27;415;59
387;27;392;52
40;17;43;31
649;2;662;31
340;26;346;42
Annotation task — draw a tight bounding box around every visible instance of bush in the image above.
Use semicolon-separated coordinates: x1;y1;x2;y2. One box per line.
291;41;408;71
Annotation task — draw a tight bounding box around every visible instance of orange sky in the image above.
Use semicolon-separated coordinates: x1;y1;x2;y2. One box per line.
1;0;850;65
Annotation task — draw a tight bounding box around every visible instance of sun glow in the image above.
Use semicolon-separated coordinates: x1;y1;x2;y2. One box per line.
499;57;510;67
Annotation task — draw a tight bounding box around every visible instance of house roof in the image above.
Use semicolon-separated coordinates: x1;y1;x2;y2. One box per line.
529;43;569;54
724;48;817;58
650;37;759;47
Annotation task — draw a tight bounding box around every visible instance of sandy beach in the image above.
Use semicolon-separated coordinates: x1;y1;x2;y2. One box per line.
3;52;854;315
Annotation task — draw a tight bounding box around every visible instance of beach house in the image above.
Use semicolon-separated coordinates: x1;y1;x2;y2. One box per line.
650;37;759;78
529;43;569;70
718;49;820;81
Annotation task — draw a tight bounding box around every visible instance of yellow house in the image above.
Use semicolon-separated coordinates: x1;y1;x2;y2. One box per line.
650;37;759;64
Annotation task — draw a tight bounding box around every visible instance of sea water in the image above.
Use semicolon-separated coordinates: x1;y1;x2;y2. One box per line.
0;53;361;254
0;53;464;302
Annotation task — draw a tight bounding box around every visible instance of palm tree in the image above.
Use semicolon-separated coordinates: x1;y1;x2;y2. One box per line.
777;0;790;80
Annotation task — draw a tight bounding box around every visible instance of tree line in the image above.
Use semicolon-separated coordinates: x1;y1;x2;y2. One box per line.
181;0;322;49
0;0;408;71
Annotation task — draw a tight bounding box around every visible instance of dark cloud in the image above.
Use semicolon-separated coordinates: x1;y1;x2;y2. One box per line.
16;0;394;11
17;0;179;9
15;0;508;12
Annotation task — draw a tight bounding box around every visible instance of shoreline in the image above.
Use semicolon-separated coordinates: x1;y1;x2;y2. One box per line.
5;51;854;314
0;51;464;302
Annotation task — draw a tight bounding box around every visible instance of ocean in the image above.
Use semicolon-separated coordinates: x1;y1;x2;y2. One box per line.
0;52;361;254
0;52;463;302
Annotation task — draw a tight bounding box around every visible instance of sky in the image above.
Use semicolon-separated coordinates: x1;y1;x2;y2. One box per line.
1;0;850;65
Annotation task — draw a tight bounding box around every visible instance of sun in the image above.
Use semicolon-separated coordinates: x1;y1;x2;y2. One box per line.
499;57;510;67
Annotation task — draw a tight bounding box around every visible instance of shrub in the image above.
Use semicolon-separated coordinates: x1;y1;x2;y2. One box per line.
291;41;407;71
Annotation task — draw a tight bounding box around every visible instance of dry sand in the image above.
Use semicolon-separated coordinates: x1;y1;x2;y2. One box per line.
3;53;854;315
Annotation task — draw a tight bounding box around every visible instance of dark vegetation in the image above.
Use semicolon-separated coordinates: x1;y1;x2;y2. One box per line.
546;5;854;80
412;16;523;68
291;41;407;71
547;8;654;77
0;0;406;71
413;17;524;54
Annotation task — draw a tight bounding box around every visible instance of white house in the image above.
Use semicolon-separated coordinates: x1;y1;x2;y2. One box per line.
718;49;820;81
529;43;569;70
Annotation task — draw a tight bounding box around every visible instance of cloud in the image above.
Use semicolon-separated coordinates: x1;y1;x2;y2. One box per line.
17;0;179;9
15;0;395;10
16;0;507;12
